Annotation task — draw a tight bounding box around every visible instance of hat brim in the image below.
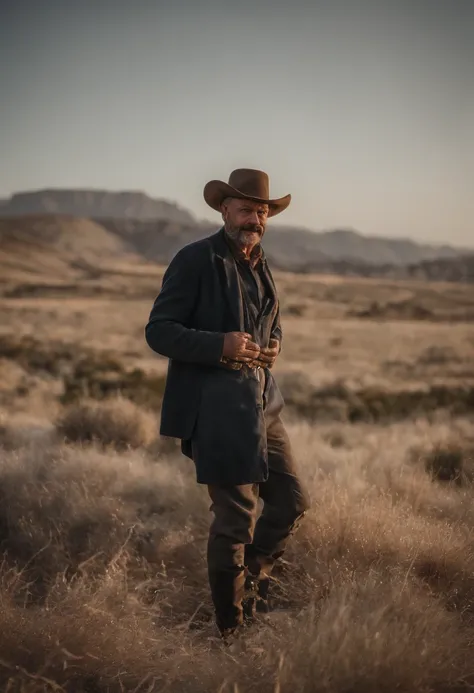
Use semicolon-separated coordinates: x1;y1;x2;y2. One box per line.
203;180;291;217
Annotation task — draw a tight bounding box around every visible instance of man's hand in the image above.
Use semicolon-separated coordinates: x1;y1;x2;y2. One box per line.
222;332;261;363
251;338;280;369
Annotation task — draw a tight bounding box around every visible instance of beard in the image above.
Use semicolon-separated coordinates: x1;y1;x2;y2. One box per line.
226;223;265;249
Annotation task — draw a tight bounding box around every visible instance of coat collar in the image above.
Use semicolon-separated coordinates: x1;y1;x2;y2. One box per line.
212;228;244;330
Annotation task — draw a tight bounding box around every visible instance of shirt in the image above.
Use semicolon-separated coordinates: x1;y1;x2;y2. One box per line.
224;234;273;347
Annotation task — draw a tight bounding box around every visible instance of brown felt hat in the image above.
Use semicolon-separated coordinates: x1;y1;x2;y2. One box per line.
203;168;291;217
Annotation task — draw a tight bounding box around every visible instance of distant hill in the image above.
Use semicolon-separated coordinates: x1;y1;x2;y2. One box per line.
268;226;468;267
1;214;472;289
405;254;474;283
0;188;470;271
0;215;139;283
96;217;213;264
0;189;194;224
98;218;469;269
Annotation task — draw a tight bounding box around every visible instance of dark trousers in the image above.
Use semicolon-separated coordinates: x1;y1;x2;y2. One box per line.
207;416;310;633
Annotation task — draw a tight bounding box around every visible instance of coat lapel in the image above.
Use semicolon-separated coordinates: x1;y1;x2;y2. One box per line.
262;255;278;314
212;228;245;331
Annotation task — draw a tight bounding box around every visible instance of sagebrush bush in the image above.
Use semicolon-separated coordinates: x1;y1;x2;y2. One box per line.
0;334;167;410
55;397;157;449
0;439;206;596
279;370;474;423
423;441;474;484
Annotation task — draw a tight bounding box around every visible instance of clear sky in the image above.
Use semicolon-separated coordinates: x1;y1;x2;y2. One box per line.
1;0;473;246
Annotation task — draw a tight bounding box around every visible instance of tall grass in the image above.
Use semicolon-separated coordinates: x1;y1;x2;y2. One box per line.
0;407;473;692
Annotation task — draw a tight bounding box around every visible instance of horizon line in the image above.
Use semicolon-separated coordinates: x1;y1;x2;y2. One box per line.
0;186;472;251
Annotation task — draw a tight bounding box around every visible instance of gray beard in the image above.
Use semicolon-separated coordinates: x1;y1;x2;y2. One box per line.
225;225;263;249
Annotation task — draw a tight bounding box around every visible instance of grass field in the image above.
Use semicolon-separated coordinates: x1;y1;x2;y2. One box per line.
0;265;473;692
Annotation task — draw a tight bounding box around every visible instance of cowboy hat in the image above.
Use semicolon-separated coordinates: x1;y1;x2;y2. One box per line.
203;168;291;217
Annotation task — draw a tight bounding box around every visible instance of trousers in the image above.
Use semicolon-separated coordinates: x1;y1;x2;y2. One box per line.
206;415;310;633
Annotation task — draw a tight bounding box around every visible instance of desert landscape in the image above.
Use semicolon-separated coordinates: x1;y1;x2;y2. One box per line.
0;202;474;692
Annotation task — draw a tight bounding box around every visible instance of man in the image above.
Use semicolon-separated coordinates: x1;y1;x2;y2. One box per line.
145;168;310;639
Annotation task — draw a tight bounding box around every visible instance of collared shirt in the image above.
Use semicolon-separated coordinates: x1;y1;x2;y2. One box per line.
224;233;271;346
224;234;266;311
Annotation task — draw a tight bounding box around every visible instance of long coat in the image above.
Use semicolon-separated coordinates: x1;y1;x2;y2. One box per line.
145;228;285;485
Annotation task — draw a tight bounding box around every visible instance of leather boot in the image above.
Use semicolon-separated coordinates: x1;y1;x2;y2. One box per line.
209;568;245;635
242;574;270;621
256;576;270;613
242;574;258;621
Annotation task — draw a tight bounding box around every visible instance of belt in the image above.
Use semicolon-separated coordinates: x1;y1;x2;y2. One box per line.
219;357;266;393
219;356;262;372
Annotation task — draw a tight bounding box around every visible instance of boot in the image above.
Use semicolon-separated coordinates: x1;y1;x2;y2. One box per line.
242;575;270;621
242;574;258;621
209;568;245;635
256;576;270;613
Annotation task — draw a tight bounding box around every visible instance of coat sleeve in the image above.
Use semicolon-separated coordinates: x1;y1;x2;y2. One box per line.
145;245;225;365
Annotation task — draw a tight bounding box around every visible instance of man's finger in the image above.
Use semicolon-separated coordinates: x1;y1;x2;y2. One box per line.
260;346;278;357
257;349;273;359
256;353;274;364
236;347;259;359
242;352;261;362
243;342;260;353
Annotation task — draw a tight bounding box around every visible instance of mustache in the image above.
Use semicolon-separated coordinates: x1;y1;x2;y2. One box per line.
239;224;264;234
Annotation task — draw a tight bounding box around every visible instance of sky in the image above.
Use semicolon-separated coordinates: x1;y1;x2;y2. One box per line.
1;0;473;246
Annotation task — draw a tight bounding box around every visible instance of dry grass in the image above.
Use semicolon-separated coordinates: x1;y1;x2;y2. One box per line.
0;415;474;691
1;267;474;690
55;396;157;449
422;441;474;484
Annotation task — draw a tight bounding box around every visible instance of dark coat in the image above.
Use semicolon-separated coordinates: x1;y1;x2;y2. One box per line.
145;228;285;485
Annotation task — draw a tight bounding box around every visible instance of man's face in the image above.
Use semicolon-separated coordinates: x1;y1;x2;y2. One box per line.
221;198;269;251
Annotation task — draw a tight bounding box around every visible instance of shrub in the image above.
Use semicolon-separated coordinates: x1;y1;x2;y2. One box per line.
278;371;474;423
56;397;157;450
60;357;166;409
0;334;166;410
424;442;474;484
